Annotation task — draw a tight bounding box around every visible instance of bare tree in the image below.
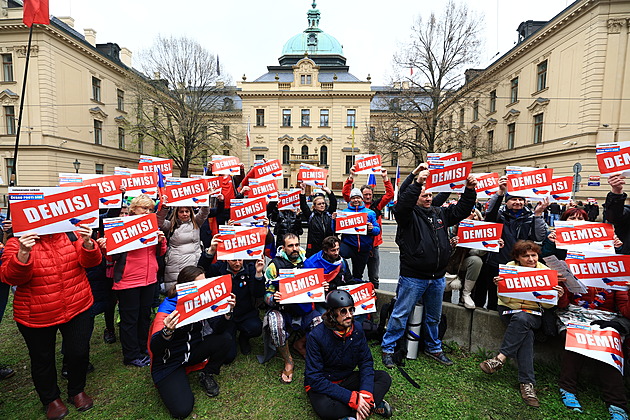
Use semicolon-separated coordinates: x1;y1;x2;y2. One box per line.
371;1;483;162
129;35;234;176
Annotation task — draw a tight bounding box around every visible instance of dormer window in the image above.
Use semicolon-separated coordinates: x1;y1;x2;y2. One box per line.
301;75;312;85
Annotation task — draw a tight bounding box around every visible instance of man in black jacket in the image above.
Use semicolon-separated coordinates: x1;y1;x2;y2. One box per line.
381;168;477;367
605;174;630;254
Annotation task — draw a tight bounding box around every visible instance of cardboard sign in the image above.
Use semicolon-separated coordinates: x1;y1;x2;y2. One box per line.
164;177;209;207
506;166;554;199
335;211;369;235
550;176;573;203
425;160;473;193
596;142;630;177
497;264;559;305
278;268;325;304
59;173;125;209
588;198;597;204
473;172;500;199
456;219;503;252
9;186;100;236
338;282;376;315
427;152;462;161
566;323;624;373
278;190;301;211
103;213;159;255
210;155;241;176
230;197;267;225
248;178;279;201
565;251;630;290
555;221;616;254
175;274;233;328
190;175;222;197
298;163;327;188
138;155;173;176
251;159;283;181
115;167;159;199
354;154;382;175
215;225;267;260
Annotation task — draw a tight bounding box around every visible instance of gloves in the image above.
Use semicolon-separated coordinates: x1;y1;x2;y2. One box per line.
348;391;360;411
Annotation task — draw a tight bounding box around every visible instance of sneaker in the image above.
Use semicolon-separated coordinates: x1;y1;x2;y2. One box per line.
480;357;504;374
424;350;453;366
381;352;395;369
0;366;14;380
559;388;582;412
372;399;393;418
520;383;540;408
610;405;629;420
103;328;116;344
124;357;150;368
199;372;220;397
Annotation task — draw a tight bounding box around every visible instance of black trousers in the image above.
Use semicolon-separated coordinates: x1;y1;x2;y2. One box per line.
224;311;262;363
17;309;92;405
308;370;392;420
340;242;371;281
116;283;155;363
155;331;231;419
473;264;499;310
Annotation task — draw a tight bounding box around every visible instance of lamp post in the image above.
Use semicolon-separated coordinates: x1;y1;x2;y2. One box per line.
73;159;81;173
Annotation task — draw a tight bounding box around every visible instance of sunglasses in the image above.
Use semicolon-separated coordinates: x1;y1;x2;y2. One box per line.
338;306;355;316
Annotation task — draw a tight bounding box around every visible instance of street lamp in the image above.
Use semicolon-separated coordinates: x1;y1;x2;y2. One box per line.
73;159;81;173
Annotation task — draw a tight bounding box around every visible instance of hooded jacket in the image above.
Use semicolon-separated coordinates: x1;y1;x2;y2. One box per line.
303;250;353;290
395;181;475;279
335;205;380;253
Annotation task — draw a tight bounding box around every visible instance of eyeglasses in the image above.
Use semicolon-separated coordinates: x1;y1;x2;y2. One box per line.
338;306;355;316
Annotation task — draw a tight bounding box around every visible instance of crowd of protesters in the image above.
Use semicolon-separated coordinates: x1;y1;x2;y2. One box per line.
0;160;629;420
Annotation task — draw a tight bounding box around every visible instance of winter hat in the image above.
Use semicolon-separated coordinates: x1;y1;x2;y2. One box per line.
349;188;363;199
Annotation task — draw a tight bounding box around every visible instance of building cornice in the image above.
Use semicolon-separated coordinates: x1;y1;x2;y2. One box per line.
238;92;374;98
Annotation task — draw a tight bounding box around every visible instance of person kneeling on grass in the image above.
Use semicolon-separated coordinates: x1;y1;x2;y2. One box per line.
149;266;234;419
479;240;564;408
305;290;392;420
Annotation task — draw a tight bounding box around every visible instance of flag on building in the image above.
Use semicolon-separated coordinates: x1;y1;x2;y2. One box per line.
23;0;50;27
245;119;251;148
393;165;400;203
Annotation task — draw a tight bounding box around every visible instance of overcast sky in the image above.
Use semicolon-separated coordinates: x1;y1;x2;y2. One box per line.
49;0;574;86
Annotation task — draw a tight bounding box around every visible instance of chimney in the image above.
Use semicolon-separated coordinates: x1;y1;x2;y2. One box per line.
401;81;409;90
393;81;401;89
57;16;75;28
120;47;132;67
84;29;96;47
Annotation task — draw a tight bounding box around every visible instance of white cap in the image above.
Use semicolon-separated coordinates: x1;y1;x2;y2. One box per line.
350;188;363;199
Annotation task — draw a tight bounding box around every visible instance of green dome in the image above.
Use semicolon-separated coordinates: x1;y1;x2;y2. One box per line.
281;31;344;56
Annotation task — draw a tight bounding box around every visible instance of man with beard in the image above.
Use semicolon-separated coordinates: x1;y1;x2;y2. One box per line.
303;236;353;291
262;234;323;384
305;290;392;420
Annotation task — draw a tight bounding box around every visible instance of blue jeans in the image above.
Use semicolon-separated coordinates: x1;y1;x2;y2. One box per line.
381;276;445;354
549;213;560;227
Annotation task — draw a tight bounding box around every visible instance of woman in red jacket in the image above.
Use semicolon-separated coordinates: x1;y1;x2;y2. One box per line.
0;225;102;420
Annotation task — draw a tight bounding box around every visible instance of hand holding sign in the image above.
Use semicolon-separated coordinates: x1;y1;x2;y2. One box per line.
17;232;39;263
608;174;625;194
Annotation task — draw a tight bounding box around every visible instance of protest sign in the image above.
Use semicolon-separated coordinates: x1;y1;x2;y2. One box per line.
353;154;382;175
555;221;616;254
427;152;462;161
215;225;267;260
596;142;630;177
190;175;222;197
456;219;503;252
59;173;124;209
338;282;376;315
298;163;327;187
425;160;473;193
278;268;325;304
175;274;232;328
550;176;573;203
565;323;624;373
115;167;159;199
230;197;267;225
9;186;100;236
565;251;630;291
506;166;554;199
103;213;159;255
210;155;241;176
164;177;209;206
497;264;559;305
473;172;500;199
248;178;279;201
138;155;173;176
251;159;283;181
278;190;301;210
335;211;368;235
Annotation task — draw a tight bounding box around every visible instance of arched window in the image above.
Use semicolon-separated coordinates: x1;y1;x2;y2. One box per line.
301;145;309;158
319;145;328;166
282;145;290;164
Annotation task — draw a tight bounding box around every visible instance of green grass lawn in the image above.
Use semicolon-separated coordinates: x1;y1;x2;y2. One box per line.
0;299;618;419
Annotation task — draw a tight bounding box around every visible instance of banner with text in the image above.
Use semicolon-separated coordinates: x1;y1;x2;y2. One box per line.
278;190;301;211
354;154;383;175
298;163;327;188
248;178;278;201
175;274;233;328
251;159;283;181
566;323;624;373
216;225;267;260
103;213;159;255
338;282;376;315
10;186;100;236
425;160;472;193
472;172;500;199
278;268;325;304
190;175;222;197
506;166;554;199
164;177;209;206
497;264;559;305
550;176;574;203
230;197;267;225
555;221;616;255
59;173;125;209
115;167;159;199
211;155;241;176
138;155;173;176
335;211;368;235
596;142;630;177
427;152;462;161
565;251;630;291
456;219;503;252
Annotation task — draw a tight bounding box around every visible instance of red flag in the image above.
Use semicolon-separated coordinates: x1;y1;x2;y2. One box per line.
246;119;251;148
23;0;50;27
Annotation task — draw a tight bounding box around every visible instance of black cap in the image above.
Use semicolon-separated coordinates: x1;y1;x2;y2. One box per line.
326;289;354;309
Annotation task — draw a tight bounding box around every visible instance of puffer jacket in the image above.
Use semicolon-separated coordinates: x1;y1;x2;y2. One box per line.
1;233;102;328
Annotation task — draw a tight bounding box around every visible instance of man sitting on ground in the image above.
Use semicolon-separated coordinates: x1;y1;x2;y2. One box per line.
303;236;354;292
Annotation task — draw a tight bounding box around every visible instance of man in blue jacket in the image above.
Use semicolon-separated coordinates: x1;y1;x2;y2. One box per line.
334;188;380;281
305;290;392;420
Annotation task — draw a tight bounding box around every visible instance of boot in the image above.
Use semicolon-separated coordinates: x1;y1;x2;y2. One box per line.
461;280;476;309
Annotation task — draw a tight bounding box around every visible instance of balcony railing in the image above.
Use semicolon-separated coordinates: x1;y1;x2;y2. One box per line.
289;153;319;164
